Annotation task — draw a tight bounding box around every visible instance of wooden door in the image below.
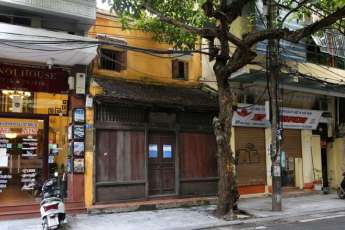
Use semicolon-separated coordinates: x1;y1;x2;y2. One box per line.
95;130;146;202
148;132;175;195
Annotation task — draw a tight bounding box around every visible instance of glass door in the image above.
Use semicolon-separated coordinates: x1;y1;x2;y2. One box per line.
0;118;45;205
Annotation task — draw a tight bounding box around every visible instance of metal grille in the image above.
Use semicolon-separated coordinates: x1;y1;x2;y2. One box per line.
178;112;214;130
96;104;146;123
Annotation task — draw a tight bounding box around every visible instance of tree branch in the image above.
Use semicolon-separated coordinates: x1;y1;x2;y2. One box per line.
243;6;345;46
224;0;252;22
142;2;217;37
288;6;345;42
226;32;248;50
202;0;251;25
281;0;311;25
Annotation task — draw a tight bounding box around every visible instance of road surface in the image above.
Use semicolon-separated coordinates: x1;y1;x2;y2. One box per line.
212;211;345;230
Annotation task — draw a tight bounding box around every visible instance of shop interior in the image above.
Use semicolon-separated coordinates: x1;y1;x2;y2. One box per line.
0;90;68;205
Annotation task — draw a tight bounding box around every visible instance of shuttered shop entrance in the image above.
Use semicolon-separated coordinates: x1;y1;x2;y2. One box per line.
280;129;301;187
281;129;302;158
235;127;266;186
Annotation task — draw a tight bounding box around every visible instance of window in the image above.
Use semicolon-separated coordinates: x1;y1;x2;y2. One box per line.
172;60;188;80
0;15;31;26
13;17;31;26
0;15;11;24
100;48;127;72
306;36;345;70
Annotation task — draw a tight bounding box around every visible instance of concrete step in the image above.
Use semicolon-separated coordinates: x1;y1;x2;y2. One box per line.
0;202;85;220
88;196;217;214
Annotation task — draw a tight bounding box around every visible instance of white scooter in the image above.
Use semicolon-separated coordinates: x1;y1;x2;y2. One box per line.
40;172;67;230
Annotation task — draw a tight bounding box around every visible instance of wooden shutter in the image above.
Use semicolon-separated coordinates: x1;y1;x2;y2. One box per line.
121;49;127;70
172;60;179;78
183;62;189;80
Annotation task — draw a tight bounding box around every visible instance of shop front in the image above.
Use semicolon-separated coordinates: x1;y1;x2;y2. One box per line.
235;127;267;194
87;78;219;205
233;104;324;192
0;62;80;217
0;117;47;205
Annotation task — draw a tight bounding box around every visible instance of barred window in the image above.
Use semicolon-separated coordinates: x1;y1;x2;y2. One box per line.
100;48;127;72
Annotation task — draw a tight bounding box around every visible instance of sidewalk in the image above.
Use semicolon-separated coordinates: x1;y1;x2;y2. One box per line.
239;193;345;218
2;193;345;230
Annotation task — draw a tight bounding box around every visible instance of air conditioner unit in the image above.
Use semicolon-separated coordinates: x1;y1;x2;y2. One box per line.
76;73;86;95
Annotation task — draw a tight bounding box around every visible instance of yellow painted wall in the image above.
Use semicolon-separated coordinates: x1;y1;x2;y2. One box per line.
301;130;313;186
89;12;202;87
34;93;68;115
327;138;345;188
84;151;93;208
295;158;303;189
311;135;322;182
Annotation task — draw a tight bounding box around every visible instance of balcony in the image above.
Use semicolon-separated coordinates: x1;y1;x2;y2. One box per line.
0;0;96;23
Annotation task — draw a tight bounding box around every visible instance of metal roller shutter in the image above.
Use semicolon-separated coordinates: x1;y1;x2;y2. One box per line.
281;129;302;158
235;127;266;186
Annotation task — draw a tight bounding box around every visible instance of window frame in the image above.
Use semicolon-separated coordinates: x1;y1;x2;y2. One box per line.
99;47;127;72
172;60;189;80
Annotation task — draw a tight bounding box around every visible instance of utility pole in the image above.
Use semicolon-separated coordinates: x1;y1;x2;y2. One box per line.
267;0;282;211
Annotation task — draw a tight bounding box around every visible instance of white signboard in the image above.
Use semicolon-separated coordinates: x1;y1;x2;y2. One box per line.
232;104;323;130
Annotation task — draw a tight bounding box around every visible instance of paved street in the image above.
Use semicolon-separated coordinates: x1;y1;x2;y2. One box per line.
213;211;345;230
264;216;345;230
2;194;345;230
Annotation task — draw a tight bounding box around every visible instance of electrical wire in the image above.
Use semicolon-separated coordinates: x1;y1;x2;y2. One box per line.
3;28;345;52
97;48;178;80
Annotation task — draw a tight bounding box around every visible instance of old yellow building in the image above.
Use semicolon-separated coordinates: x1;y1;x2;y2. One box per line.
84;10;218;208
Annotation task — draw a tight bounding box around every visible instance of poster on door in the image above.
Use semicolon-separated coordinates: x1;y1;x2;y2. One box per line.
232;104;323;130
163;145;172;158
149;144;158;158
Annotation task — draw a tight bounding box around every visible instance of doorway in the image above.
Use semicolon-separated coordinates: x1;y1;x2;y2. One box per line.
321;148;328;188
148;132;175;196
281;153;295;187
0;117;47;205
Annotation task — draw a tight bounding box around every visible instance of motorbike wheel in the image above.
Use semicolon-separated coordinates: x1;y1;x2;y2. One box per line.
42;217;48;230
337;188;345;199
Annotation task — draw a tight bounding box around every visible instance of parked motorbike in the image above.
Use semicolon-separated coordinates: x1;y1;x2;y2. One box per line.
40;172;67;230
337;172;345;199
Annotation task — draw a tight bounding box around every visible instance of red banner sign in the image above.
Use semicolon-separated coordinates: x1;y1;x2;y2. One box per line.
233;104;323;130
0;63;69;93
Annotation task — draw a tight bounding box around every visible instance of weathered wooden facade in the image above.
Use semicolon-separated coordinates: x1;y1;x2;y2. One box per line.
91;78;218;203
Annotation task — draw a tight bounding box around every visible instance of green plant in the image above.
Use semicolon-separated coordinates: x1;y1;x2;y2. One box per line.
313;168;322;183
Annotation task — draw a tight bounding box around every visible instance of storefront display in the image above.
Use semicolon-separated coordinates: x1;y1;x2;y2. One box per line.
0;170;11;193
0;118;44;203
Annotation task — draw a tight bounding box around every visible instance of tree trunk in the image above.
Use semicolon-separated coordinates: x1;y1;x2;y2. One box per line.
213;75;239;218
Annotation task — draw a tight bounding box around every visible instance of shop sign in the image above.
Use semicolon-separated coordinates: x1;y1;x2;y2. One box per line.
233;104;323;130
0;63;68;93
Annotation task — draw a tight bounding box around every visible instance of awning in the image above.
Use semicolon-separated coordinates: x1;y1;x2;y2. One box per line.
92;77;218;111
0;23;98;66
229;62;345;98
